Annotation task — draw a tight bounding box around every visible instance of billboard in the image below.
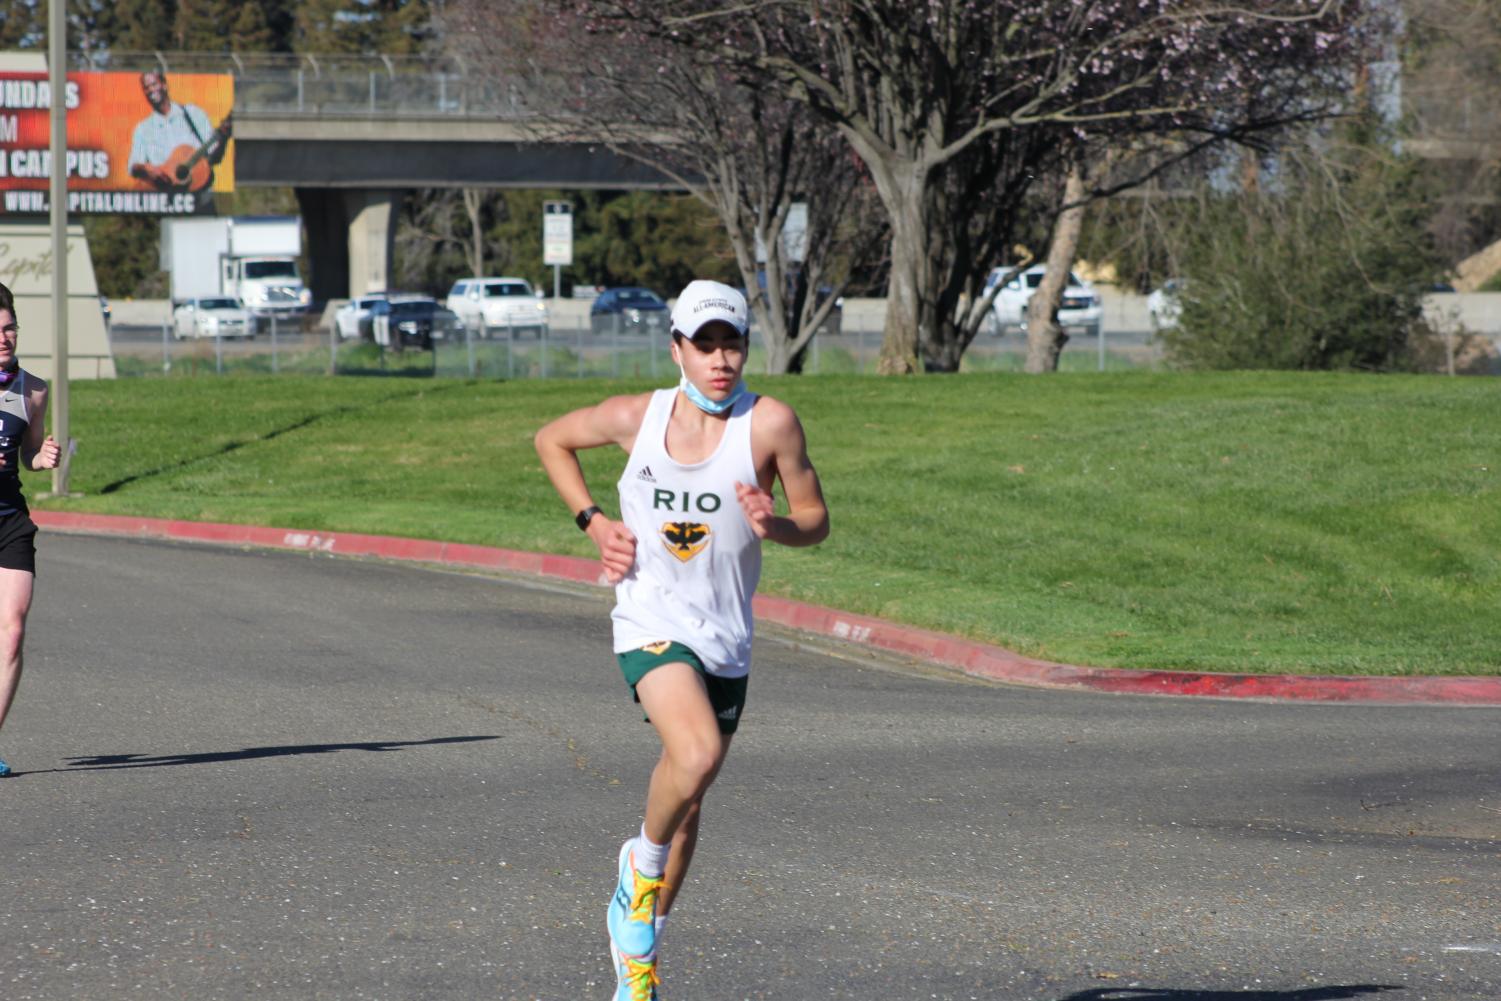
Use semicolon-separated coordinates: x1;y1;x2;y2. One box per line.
0;71;234;216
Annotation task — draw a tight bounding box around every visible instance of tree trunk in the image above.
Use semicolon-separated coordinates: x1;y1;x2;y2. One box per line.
762;337;796;373
462;188;484;276
1025;165;1088;374
876;168;927;375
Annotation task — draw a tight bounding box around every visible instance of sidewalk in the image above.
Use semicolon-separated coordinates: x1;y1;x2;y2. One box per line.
32;510;1501;706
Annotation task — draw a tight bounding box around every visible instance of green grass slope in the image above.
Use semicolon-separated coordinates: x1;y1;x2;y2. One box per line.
39;371;1500;676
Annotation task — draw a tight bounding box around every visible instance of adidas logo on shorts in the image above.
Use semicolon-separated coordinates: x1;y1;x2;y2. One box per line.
716;706;738;720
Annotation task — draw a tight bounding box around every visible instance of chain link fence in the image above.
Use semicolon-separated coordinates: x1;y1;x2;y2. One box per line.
109;311;1162;379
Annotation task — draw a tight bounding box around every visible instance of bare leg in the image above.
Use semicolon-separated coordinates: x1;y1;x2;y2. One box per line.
658;734;728;917
635;663;731;847
0;567;35;733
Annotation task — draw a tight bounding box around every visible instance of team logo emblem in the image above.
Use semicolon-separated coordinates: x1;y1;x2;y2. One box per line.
641;641;672;655
660;521;710;562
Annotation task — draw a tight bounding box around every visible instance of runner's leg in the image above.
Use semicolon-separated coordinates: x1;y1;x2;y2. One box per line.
636;662;731;846
0;567;35;774
658;738;728;918
0;567;34;731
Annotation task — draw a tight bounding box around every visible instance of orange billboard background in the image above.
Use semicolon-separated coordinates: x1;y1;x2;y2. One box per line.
0;71;234;215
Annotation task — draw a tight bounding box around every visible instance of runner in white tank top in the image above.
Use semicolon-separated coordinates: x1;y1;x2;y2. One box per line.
536;280;829;1001
610;385;760;677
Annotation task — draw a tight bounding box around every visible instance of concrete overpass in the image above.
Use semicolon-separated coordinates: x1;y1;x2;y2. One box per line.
66;52;1501;303
75;51;677;302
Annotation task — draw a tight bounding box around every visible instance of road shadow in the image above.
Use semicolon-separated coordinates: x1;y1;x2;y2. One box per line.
9;735;499;776
1057;986;1403;1001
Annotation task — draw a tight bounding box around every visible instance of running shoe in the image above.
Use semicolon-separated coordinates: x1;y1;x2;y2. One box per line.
606;839;664;960
0;757;10;777
611;944;660;1001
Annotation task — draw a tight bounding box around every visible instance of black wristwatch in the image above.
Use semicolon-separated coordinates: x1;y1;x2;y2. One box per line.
575;505;603;532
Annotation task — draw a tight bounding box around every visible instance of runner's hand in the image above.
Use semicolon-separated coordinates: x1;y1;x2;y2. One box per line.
32;435;60;470
735;481;776;539
588;517;636;583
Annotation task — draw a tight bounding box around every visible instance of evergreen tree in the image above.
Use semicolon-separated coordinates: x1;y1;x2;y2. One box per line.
83;216;169;299
1161;118;1444;372
0;1;39;50
230;1;277;52
174;0;240;50
373;0;430;54
106;0;176;52
296;0;377;53
295;0;430;54
256;0;297;52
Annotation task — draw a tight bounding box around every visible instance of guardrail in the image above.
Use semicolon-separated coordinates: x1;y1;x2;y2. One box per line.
69;50;540;119
69;52;1501;143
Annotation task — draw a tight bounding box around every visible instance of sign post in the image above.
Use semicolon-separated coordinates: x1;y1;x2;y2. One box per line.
542;201;573;301
48;0;70;496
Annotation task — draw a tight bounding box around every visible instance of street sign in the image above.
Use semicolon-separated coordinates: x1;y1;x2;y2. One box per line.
543;200;572;266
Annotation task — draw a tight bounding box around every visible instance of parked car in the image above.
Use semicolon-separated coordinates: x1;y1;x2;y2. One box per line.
370;296;459;349
590;286;669;335
172;297;254;340
335;294;390;340
984;265;1102;338
445;276;548;336
740;270;843;336
1146;279;1185;332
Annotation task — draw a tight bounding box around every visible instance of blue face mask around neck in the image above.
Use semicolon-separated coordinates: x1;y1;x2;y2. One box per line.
678;366;747;415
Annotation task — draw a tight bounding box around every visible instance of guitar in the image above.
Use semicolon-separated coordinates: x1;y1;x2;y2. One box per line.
148;112;233;194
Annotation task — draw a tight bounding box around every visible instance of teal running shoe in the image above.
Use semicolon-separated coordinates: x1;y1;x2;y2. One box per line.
606;839;663;960
0;757;10;777
611;943;659;1001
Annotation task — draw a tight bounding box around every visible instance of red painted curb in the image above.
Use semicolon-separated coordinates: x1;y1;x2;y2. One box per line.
32;510;1501;706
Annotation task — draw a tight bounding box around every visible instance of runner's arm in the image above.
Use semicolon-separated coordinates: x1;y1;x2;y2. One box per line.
534;394;649;581
738;399;828;547
20;378;59;471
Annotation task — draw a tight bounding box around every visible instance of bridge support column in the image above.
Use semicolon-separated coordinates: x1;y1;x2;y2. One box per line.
295;188;403;302
346;190;399;297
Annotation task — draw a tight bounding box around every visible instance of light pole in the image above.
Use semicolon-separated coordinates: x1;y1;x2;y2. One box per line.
48;0;71;496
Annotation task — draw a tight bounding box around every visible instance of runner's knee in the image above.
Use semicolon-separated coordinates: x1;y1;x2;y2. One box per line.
0;617;23;662
666;740;721;795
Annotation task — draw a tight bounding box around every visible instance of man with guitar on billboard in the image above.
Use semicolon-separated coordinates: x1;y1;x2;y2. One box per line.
127;70;232;195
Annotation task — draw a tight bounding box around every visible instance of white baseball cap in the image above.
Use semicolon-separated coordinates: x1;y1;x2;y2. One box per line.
670;280;749;338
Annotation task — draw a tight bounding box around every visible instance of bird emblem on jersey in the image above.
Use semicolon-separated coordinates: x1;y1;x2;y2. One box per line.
661;521;711;562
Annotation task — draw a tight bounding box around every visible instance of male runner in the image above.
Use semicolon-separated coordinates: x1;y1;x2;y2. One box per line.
0;283;62;777
535;279;829;999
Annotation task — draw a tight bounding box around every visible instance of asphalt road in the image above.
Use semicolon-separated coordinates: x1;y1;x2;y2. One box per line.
2;534;1497;1001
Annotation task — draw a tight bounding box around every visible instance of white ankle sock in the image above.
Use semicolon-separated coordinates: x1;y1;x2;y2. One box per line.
634;825;670;878
654;914;668;941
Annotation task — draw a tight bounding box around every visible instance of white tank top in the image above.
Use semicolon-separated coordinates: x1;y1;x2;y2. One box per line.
611;388;762;677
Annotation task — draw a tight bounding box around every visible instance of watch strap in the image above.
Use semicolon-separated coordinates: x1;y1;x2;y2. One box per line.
575;505;603;531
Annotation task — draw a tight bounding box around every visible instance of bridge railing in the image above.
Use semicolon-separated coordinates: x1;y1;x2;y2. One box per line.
69;50;542;120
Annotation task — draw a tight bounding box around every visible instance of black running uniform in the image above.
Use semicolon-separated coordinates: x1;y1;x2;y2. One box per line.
0;371;38;573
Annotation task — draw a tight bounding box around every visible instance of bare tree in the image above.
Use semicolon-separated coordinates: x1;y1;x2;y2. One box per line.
560;1;1378;373
461;188;485;277
1025;165;1090;374
446;2;886;373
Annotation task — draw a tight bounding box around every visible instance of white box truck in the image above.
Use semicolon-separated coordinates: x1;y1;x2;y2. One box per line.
162;216;310;319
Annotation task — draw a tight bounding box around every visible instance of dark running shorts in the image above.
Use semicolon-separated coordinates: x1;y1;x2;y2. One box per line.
0;510;37;574
616;640;749;735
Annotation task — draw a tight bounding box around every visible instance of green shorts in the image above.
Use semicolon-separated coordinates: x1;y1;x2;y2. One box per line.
616;640;749;735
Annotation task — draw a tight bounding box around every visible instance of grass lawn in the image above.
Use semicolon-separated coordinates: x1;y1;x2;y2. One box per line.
36;370;1500;676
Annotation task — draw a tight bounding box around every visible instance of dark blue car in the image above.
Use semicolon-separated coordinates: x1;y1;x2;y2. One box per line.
589;287;669;335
